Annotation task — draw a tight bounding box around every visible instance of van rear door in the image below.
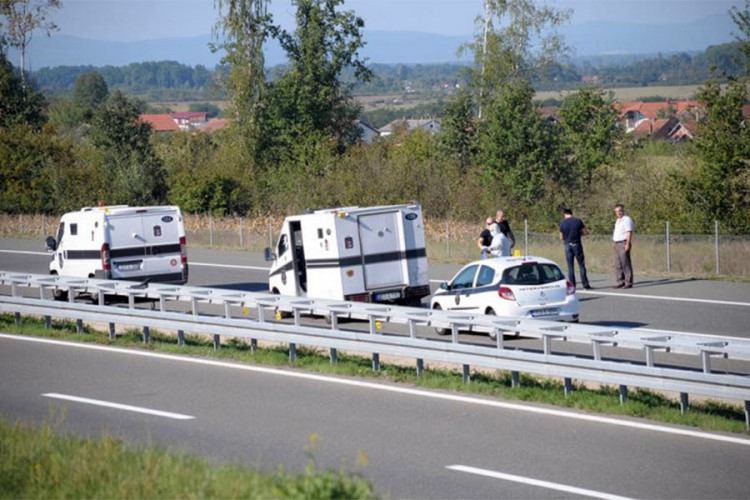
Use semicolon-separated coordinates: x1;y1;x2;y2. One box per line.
358;211;404;290
138;210;182;278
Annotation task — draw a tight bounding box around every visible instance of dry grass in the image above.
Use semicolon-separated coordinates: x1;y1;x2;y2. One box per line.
535;85;702;102
2;213;748;277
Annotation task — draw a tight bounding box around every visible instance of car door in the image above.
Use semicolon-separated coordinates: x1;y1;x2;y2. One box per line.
446;264;478;311
467;264;496;313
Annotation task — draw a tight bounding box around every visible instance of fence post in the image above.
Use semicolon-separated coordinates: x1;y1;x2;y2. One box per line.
18;214;22;235
524;219;528;256
714;220;720;275
209;214;214;247
268;217;273;249
239;217;244;248
445;220;450;259
42;214;46;237
666;221;671;273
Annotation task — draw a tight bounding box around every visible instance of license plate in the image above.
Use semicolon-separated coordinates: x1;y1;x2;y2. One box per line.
375;291;401;301
117;263;140;271
531;308;559;317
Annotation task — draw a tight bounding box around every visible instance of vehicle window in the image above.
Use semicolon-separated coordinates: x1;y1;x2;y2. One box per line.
502;263;565;285
293;229;303;248
153;225;162;237
451;265;478;290
278;234;289;256
476;266;495;287
56;223;65;245
70;223;78;236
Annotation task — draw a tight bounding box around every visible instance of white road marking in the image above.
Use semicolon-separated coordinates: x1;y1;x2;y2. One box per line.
5;334;749;446
1;248;748;307
0;249;48;256
446;465;634;500
191;261;269;272
42;392;195;420
580;289;750;307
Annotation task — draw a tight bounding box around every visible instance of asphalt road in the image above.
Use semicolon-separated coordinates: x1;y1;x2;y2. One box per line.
1;237;749;338
2;334;750;499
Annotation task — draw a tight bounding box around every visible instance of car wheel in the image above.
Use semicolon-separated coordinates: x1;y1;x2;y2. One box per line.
432;303;450;336
485;307;497;340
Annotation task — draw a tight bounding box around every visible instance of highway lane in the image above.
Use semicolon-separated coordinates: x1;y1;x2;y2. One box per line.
1;238;749;338
2;334;749;499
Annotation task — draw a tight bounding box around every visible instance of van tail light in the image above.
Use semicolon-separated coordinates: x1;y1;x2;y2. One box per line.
101;243;111;272
566;281;576;295
179;236;188;264
498;286;516;301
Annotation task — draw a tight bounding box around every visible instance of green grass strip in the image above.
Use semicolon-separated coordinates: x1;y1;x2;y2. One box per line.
0;415;375;499
2;313;748;435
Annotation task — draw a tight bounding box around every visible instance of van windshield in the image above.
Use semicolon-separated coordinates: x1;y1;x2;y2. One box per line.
501;263;565;286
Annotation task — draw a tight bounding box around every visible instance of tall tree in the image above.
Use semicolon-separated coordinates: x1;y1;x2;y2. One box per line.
730;0;750;75
439;88;477;172
88;90;167;205
686;76;750;231
0;0;61;84
266;0;371;159
212;0;273;160
558;86;621;190
0;47;44;128
71;70;108;122
468;0;569;115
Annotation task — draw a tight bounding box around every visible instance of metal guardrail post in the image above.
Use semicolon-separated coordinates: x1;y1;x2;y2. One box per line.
239;218;244;248
142;326;150;343
463;364;471;383
213;334;220;350
511;371;520;388
289;342;297;363
564;378;573;397
416;358;424;376
680;392;689;414
619;385;628;404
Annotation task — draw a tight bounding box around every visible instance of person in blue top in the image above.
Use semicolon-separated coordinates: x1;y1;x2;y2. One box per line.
558;207;592;290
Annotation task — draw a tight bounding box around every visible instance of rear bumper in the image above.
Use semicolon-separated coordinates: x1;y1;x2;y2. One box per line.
346;283;432;304
105;269;188;285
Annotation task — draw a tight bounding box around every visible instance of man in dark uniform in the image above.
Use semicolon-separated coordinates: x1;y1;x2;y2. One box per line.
477;217;494;259
559;207;591;290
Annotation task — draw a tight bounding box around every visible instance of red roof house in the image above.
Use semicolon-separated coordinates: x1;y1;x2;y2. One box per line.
139;114;180;133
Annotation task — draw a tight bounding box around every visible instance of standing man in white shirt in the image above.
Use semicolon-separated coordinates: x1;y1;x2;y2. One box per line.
612;203;634;288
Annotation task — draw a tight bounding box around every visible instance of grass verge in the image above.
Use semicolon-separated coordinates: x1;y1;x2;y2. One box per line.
1;313;748;435
0;415;375;499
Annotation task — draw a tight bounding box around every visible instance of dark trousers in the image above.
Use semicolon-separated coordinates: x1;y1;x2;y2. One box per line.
564;242;589;288
613;242;633;286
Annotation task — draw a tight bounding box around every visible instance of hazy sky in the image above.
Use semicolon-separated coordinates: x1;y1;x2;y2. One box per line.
51;0;744;41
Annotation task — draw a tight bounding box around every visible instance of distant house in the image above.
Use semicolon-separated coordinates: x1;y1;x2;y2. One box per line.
199;118;229;134
379;118;441;137
170;111;208;131
618;100;699;133
138;114;180;133
356;120;380;144
631;116;694;142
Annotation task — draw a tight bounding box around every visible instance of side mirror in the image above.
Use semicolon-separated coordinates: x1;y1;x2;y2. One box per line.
264;247;276;262
439;281;449;291
45;236;57;252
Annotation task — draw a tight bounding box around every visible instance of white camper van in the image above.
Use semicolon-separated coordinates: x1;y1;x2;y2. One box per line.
265;204;431;306
45;205;188;285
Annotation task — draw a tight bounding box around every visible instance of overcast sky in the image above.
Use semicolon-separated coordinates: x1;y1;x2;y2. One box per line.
51;0;744;41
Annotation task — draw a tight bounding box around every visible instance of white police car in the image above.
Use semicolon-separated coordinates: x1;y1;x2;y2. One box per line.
431;256;580;326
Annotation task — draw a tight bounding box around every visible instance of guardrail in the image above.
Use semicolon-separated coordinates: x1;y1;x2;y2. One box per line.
1;270;749;428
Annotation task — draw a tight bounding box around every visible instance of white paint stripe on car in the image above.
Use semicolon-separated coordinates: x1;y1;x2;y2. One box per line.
446;465;634;500
42;392;195;420
5;334;747;447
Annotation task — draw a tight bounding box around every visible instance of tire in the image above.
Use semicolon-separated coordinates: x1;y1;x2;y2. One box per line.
485;307;497;340
432;303;451;336
50;273;68;301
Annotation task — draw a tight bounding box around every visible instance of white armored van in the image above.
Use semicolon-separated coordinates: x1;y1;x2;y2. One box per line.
45;205;188;285
265;203;431;306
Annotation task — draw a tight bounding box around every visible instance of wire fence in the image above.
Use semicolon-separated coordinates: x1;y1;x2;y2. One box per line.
2;213;749;277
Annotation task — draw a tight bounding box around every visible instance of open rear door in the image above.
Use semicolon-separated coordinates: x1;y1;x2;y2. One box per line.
358;211;404;290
